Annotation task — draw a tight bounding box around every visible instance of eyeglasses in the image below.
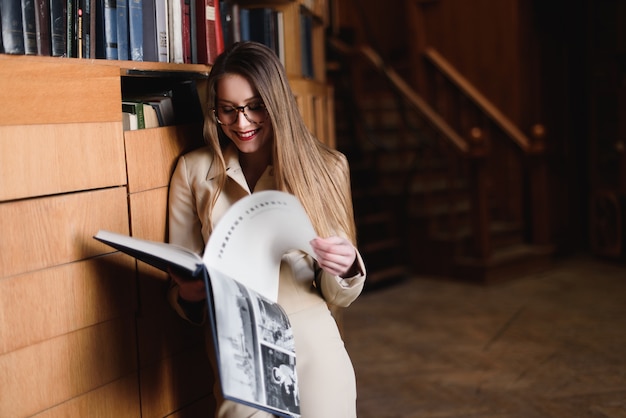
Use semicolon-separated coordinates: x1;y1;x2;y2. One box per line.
213;102;268;126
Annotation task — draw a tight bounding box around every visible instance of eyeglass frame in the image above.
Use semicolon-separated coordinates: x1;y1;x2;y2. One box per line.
212;102;268;126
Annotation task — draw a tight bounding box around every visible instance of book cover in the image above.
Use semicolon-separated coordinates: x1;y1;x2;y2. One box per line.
33;0;51;55
196;0;222;64
21;0;37;54
1;0;26;54
94;190;317;417
141;0;157;61
49;0;65;56
128;0;142;60
116;0;128;60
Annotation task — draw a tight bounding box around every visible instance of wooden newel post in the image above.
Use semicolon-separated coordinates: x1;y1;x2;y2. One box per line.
528;123;550;245
468;127;491;259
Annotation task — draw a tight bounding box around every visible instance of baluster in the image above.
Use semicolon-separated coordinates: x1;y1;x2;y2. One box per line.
528;123;550;245
467;127;491;259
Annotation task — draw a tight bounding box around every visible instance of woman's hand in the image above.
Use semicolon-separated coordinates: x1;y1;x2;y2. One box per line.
169;268;207;302
310;236;358;278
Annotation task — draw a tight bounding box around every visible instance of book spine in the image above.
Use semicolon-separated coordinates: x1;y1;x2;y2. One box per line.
168;0;183;63
1;0;26;54
33;0;51;55
195;0;219;64
181;0;190;63
154;0;167;61
66;0;74;57
21;0;37;54
128;0;142;60
300;12;313;78
116;0;128;59
103;0;117;59
78;0;92;58
219;0;238;49
141;0;157;61
189;0;196;63
238;7;248;41
89;0;96;57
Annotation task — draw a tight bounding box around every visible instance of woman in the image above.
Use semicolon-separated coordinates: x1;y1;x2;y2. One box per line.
167;41;366;417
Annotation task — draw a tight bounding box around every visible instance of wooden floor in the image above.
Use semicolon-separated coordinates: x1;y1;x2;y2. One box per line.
342;255;626;418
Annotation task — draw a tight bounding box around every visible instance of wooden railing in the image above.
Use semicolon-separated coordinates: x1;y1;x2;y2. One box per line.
329;37;551;266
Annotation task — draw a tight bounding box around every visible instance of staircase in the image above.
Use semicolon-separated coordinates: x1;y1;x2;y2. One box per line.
327;39;554;286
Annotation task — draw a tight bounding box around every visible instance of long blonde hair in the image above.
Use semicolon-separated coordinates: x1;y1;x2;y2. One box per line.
202;42;356;243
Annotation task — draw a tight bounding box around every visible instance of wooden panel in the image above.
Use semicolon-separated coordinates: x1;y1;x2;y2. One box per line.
0;187;129;277
0;122;126;201
291;79;336;147
0;56;121;126
0;254;136;355
139;346;214;418
30;374;141;418
0;317;137;417
124;124;204;194
129;187;169;241
166;396;216;418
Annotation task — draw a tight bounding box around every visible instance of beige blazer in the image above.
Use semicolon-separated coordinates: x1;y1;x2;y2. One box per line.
167;144;366;417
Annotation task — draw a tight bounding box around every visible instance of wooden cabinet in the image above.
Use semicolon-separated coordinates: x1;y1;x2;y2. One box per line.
0;0;333;414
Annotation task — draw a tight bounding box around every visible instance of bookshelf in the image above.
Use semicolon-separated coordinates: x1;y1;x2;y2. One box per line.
0;0;334;415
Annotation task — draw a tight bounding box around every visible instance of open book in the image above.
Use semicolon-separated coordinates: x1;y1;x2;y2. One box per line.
94;191;318;418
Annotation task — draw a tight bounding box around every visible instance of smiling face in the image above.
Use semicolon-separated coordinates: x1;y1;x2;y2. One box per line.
215;73;274;162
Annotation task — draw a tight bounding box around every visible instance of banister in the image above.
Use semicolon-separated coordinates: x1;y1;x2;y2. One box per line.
329;38;468;153
423;47;534;153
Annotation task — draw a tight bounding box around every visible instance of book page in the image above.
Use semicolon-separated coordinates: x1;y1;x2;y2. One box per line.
203;191;317;302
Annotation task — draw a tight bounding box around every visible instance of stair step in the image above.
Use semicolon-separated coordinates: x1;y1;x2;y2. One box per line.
364;265;409;291
452;244;554;283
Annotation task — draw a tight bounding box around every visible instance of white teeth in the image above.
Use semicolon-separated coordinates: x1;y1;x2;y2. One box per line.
239;130;257;139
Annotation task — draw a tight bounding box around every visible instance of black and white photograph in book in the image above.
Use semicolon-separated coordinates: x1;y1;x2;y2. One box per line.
261;345;299;413
208;268;300;417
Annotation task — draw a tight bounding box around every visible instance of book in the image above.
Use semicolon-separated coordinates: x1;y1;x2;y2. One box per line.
66;0;75;56
154;0;167;61
128;0;142;60
33;0;51;55
167;0;183;62
21;0;37;54
299;12;313;78
1;0;26;54
141;0;157;61
122;100;145;129
102;0;118;59
219;0;238;49
195;0;222;64
94;190;317;417
181;0;191;62
76;0;92;57
142;102;160;128
116;0;129;59
49;0;65;56
246;8;276;53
